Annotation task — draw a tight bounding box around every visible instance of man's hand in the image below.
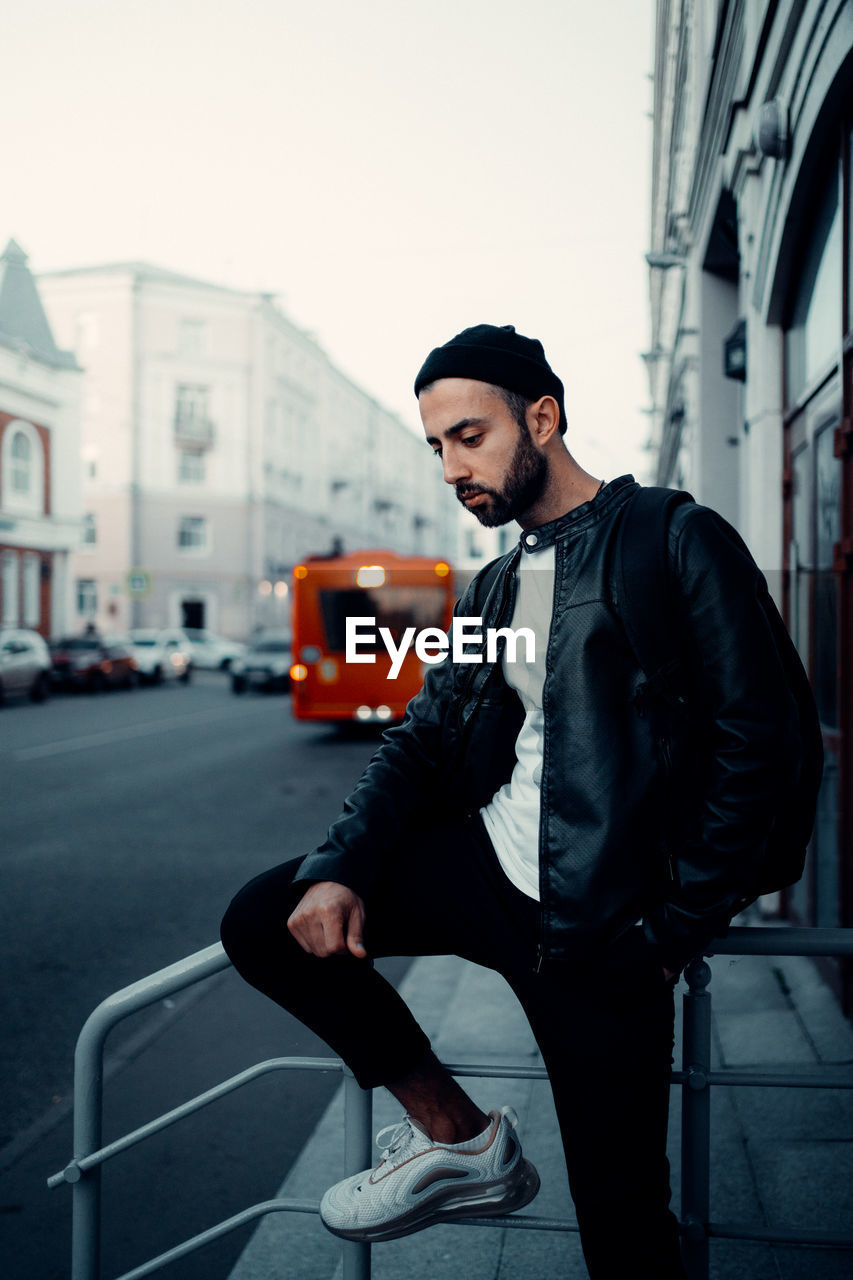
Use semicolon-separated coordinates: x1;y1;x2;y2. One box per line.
663;966;678;985
287;881;367;959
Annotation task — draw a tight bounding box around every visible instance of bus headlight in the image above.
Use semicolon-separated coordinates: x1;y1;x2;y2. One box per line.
356;565;385;588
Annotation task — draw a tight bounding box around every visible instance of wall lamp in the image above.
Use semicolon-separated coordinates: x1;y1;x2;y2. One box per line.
756;99;789;160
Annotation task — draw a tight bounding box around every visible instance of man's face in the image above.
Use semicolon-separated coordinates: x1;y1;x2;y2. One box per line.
419;378;549;528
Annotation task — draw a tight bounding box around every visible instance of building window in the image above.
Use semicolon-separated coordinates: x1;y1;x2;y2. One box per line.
177;516;209;553
23;554;40;627
2;551;19;625
1;421;45;514
178;449;205;484
466;529;486;560
178;319;206;358
174;384;214;447
175;385;209;426
785;175;842;403
76;579;97;617
11;432;31;493
81;513;97;547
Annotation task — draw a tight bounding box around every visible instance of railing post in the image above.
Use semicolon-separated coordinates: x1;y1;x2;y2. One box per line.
69;1013;109;1280
681;957;712;1280
342;1069;373;1280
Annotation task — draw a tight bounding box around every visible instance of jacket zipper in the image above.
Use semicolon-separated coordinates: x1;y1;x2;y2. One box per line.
535;540;561;973
458;552;546;972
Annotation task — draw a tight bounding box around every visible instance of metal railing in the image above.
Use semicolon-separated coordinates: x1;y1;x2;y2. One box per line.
48;927;853;1280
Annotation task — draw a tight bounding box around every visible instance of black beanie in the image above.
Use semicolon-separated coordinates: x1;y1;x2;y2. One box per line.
414;324;566;432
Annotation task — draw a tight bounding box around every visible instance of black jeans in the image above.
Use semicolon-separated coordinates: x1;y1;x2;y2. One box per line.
221;815;685;1279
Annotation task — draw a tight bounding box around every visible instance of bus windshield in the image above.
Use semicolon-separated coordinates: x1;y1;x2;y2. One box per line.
318;586;447;653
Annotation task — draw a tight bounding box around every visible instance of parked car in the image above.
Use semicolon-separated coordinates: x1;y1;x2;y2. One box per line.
127;629;193;684
0;627;52;704
231;631;291;693
50;633;138;691
182;628;246;671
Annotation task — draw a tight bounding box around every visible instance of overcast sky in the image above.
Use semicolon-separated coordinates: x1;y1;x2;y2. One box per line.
7;0;655;480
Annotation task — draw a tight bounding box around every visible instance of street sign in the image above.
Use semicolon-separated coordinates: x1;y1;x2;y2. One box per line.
126;568;152;599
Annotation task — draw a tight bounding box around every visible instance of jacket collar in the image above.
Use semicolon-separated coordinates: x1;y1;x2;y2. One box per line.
518;474;637;553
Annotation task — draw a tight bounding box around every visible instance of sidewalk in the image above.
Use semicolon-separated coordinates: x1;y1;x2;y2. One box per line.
227;936;853;1280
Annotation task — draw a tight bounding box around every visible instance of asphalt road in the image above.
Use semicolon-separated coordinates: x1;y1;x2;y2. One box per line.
0;673;408;1280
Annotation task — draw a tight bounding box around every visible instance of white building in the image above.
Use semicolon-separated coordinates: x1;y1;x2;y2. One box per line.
0;240;82;638
647;1;852;999
38;263;456;638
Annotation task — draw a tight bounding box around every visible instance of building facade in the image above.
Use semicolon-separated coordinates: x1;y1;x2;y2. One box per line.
648;0;852;999
38;263;456;639
0;241;82;638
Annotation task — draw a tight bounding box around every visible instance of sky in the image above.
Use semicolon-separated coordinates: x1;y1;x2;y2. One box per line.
6;0;655;480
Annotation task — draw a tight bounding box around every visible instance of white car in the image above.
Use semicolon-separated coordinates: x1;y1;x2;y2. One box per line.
0;627;52;703
182;628;246;671
231;631;291;693
127;629;193;684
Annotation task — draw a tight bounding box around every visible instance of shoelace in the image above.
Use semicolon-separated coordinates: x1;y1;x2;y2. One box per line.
372;1107;518;1175
350;1117;421;1194
374;1116;422;1168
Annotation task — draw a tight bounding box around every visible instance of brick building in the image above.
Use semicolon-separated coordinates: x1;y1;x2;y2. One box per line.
0;240;82;637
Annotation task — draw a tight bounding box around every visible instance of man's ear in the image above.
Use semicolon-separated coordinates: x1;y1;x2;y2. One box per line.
528;395;561;446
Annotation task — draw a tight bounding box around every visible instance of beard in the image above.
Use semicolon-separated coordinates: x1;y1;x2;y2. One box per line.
455;427;549;527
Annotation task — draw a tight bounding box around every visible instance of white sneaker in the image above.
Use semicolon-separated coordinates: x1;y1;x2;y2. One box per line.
319;1106;540;1243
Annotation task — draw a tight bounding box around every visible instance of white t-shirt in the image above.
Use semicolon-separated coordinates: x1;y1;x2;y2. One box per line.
480;543;554;900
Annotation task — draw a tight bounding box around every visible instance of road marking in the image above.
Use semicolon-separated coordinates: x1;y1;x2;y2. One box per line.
13;702;283;761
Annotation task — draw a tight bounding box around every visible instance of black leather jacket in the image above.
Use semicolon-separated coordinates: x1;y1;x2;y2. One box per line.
297;475;802;971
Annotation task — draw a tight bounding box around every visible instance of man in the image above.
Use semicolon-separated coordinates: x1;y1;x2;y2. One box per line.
222;324;802;1278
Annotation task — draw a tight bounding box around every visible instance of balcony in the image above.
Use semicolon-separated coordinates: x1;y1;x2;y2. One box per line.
173;412;215;449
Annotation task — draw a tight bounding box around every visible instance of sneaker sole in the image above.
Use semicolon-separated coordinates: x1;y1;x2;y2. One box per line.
321;1158;541;1243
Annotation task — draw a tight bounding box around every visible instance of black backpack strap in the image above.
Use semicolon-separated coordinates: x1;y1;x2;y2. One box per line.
615;486;695;710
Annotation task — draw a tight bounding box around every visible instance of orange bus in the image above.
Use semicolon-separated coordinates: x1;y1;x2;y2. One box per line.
289;548;455;723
